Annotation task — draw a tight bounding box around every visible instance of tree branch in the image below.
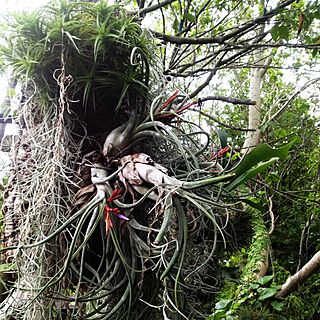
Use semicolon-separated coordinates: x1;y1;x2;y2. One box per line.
132;0;178;16
199;95;256;105
153;31;224;45
153;0;295;45
226;43;320;50
187;44;256;98
266;77;320;124
276;251;320;298
192;108;256;132
137;0;145;10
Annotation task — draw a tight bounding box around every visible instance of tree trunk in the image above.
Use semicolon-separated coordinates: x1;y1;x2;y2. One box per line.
242;54;272;154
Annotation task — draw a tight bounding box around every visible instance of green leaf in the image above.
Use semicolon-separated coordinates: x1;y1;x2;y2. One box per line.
267;171;281;183
257;275;273;285
249;283;260;290
211;309;226;319
172;19;179;34
270;26;279;40
271;300;285;311
274;128;287;138
258;287;278;300
241;198;264;212
226;158;279;191
217;129;228;148
215;299;233;310
231;297;247;309
185;13;196;23
230;140;296;178
277;25;290;41
0;263;15;272
231;152;240;161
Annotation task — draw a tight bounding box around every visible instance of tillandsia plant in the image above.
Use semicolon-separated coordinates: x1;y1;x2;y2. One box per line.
1;0;151;114
0;1;295;320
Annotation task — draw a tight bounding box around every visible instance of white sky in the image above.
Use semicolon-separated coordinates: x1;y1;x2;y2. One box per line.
1;0;48;13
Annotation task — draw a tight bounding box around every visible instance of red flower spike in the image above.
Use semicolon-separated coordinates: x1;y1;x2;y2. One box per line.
209;146;230;161
104;205;113;234
107;188;123;202
217;146;230;157
176;101;197;114
112;207;120;214
159;90;179;112
157;100;197;120
103;204;129;234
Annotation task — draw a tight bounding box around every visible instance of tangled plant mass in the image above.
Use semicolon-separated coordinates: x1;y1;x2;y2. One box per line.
0;1;293;319
0;83;235;319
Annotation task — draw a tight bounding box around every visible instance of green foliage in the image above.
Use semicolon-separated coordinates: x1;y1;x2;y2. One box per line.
226;140;296;191
242;209;269;279
0;0;152;109
270;25;290;41
209;275;283;320
0;263;15;273
201;32;319;318
263;96;320;271
271;0;320;48
280;274;320;319
210;263;320;319
0;0;319;318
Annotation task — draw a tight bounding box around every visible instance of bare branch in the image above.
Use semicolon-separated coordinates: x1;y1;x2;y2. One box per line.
189;68;217;98
276;251;320;298
137;0;146;9
153;0;295;45
132;0;178;16
177;0;212;36
227;43;320;50
199;96;256;106
154;31;224;45
188;44;256;98
297;214;315;272
268;196;275;235
192;108;256;132
266;77;320;123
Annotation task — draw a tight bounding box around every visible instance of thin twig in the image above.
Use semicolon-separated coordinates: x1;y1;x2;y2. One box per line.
191;108;256;132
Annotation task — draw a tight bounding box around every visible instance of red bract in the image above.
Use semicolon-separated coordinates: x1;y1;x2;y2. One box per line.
104;205;113;233
159;90;179;112
103;204;129;234
209;146;230;160
107;188;123;202
156;100;197;120
217;146;230;157
176;101;197;114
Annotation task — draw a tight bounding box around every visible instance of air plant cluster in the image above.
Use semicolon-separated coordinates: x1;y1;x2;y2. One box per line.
0;1;293;320
64;91;238;319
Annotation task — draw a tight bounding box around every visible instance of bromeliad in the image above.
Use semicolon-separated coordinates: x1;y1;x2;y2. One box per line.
107;188;123;202
104;188;128;234
103;205;129;234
